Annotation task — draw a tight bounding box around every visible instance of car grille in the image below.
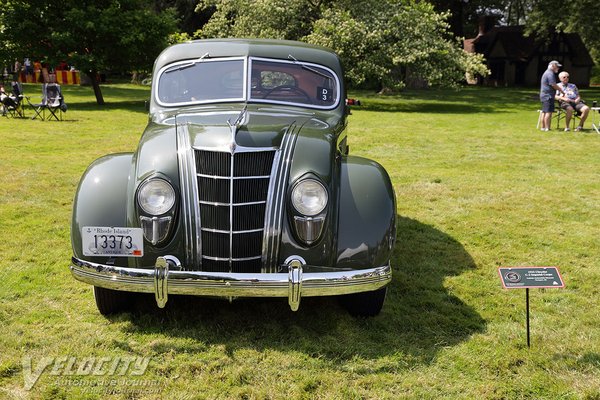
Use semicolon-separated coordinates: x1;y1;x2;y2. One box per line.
195;149;276;273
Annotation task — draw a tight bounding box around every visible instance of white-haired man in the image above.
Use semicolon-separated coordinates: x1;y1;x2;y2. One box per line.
555;71;590;131
539;60;565;131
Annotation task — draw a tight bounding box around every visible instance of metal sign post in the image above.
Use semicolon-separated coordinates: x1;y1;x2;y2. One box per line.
498;266;565;348
526;288;530;348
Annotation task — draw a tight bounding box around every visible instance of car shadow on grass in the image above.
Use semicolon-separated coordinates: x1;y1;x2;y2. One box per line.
119;215;485;369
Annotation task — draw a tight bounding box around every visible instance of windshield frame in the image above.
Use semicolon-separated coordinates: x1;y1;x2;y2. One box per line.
155;56;341;110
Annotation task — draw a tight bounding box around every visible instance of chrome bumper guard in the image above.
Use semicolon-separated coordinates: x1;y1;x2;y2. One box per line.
70;256;391;311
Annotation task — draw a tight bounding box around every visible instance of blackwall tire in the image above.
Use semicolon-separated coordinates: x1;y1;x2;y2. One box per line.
93;286;131;315
340;287;387;317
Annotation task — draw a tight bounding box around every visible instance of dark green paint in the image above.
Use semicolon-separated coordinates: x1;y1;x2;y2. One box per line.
71;39;395;273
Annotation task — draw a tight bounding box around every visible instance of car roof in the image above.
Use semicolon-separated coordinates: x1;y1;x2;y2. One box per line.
153;39;343;77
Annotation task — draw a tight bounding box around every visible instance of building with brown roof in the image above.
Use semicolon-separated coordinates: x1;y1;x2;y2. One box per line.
464;21;594;87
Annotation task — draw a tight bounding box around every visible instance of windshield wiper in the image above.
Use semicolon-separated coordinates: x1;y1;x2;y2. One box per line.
288;54;332;80
164;53;211;73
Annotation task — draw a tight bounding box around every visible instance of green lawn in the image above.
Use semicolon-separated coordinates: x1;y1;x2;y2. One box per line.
1;83;600;399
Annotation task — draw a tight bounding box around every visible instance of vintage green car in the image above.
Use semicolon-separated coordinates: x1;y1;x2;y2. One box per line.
70;39;396;316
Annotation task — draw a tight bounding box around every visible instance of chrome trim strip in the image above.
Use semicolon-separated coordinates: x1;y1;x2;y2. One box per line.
201;227;264;234
176;123;201;267
71;256;391;310
228;129;235;272
199;200;267;207
261;149;282;273
262;124;299;272
197;173;271;180
193;145;278;154
202;255;262;262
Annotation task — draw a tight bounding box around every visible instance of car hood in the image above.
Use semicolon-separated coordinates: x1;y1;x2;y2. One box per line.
168;106;329;150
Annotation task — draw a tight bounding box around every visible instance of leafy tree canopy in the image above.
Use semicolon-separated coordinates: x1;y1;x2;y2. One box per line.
195;0;489;90
524;0;600;62
0;0;177;104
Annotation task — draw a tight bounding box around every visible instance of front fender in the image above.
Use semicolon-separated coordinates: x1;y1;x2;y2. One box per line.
336;156;396;269
71;154;133;262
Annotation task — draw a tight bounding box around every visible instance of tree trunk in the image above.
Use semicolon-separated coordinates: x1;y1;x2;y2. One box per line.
88;71;105;105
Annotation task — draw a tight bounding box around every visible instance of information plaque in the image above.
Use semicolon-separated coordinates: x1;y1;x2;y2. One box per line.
498;266;565;348
498;267;564;289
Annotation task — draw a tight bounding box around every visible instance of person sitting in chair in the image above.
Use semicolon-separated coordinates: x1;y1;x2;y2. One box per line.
0;84;17;114
555;71;590;131
0;84;6;115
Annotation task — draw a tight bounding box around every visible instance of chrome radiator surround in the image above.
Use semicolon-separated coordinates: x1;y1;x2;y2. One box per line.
176;114;300;273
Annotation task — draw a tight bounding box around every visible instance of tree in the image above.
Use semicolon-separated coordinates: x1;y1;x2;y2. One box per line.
429;0;510;38
0;0;177;104
524;0;600;63
196;0;330;40
153;0;212;35
195;0;489;90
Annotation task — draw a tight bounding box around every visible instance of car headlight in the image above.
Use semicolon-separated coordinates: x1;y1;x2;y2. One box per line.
137;179;176;215
291;179;328;216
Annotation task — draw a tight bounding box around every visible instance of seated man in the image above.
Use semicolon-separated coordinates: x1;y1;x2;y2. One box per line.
555;71;590;131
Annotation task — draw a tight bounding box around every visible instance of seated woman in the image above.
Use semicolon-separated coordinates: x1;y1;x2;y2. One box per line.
555;71;590;131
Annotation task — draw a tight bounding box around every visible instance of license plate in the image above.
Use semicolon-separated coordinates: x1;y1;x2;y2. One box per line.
82;227;144;257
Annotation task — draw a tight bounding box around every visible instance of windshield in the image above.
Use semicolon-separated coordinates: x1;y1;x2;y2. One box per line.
156;57;340;109
157;58;246;106
249;58;338;108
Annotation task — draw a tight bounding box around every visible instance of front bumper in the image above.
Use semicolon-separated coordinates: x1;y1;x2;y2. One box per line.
70;256;391;311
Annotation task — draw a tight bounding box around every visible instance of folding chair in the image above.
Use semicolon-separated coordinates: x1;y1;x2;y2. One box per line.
1;82;26;118
555;100;580;130
32;82;66;121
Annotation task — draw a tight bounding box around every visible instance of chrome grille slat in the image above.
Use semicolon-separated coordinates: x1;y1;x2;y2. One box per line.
197;173;271;180
202;255;262;262
199;200;266;207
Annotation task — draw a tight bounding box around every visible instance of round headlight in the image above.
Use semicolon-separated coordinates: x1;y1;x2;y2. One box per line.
137;179;176;215
291;179;328;216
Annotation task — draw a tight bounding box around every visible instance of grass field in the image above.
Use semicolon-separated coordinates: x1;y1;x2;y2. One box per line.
1;83;600;399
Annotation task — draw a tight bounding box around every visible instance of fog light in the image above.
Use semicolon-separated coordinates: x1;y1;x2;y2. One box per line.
140;216;172;245
293;216;325;245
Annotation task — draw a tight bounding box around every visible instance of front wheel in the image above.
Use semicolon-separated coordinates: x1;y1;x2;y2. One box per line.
339;287;387;317
93;286;132;315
